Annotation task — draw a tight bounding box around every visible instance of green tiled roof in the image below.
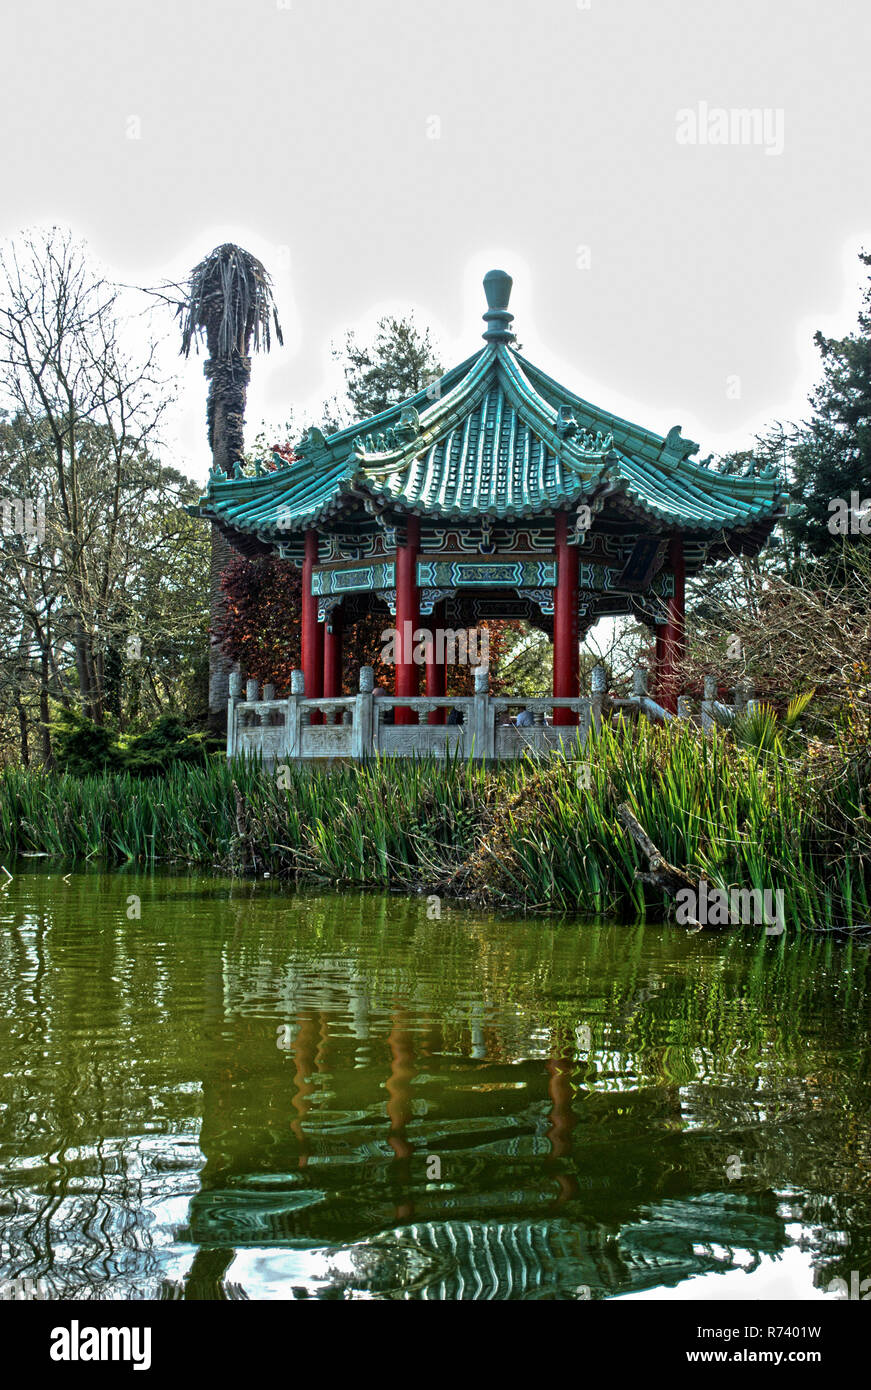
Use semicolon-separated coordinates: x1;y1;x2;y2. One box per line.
191;274;787;544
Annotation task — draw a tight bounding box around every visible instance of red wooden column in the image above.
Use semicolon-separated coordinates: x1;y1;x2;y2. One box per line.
552;511;579;726
323;604;343;699
301;529;324;710
395;515;420;725
313;623;325;722
658;536;686;713
426;599;447;725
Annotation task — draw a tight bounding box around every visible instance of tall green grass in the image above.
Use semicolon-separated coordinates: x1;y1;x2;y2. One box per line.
0;722;867;928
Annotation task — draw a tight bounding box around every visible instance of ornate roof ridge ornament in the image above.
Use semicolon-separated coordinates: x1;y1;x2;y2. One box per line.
660;424;700;462
353;405;427;462
354;426;402;456
296;425;329;456
397;404;421;439
575;428;614;457
556;405;579;438
482;269;515;343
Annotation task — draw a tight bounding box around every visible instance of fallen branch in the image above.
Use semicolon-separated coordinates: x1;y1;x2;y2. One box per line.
617;801;711;928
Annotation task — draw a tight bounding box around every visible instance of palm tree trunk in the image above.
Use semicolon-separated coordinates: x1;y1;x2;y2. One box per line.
205;353;250;732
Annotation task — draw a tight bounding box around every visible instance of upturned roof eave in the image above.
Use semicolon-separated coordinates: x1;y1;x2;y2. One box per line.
515;350;672;457
192;459;788;541
516;350;784;499
196;471;787;540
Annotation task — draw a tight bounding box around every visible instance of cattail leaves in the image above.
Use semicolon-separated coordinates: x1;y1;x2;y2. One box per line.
0;717;867;930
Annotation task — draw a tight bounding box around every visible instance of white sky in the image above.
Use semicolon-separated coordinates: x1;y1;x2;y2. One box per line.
2;0;869;485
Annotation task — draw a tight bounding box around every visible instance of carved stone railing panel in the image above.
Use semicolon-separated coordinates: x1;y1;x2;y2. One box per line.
299;723;355;757
378;726;466;757
495;724;588;760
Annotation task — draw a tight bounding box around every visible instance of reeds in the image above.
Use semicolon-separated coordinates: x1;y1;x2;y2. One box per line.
0;722;867;928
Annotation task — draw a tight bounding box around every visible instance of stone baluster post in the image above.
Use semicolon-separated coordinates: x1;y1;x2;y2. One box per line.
591;663;607;734
285;668;304;759
473;666;494;760
262;682;275;730
701;675;717;733
245;678;265;738
354;666;374;760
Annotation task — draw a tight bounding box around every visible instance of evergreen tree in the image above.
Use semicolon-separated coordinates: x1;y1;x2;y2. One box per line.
337;315;443;418
788;251;871;559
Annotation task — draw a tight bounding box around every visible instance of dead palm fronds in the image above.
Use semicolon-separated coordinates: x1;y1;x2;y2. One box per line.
177;243;283;360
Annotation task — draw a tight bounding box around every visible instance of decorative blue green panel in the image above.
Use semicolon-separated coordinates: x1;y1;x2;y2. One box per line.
423;527;556;554
417;558;557;590
578;561;621;592
651;570;676;599
311;561;395;596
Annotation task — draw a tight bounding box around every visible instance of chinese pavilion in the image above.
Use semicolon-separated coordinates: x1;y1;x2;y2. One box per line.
192;270;786;723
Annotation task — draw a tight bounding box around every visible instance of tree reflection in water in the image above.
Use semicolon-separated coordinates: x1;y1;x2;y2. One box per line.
0;870;869;1300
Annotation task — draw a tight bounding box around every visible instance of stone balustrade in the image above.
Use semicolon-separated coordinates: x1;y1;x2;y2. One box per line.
226;663;730;763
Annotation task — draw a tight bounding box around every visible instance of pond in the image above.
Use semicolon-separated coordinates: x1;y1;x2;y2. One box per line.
0;869;869;1301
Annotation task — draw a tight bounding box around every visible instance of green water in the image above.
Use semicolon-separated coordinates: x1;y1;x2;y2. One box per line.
1;870;870;1301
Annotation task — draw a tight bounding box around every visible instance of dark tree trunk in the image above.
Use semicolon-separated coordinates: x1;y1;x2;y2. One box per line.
205;352;251;732
15;698;29;766
40;650;53;768
72;623;93;719
71;614;103;723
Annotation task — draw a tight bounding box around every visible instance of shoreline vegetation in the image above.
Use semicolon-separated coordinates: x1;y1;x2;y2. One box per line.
1;721;868;930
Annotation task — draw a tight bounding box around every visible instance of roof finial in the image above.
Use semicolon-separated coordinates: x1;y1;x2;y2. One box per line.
482;269;515;343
